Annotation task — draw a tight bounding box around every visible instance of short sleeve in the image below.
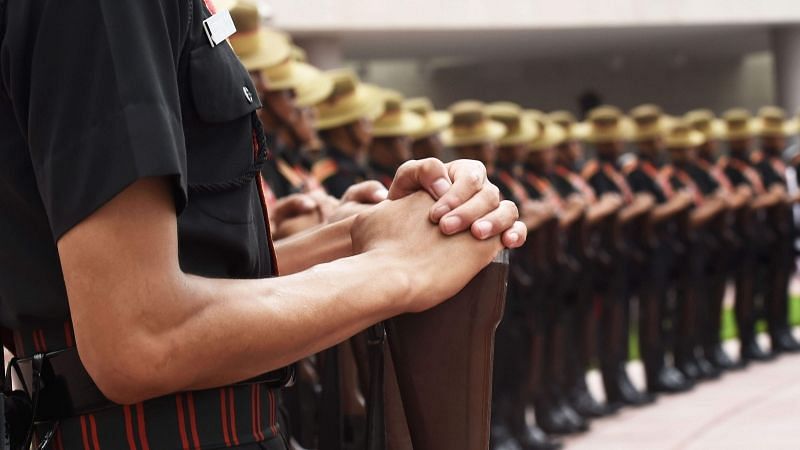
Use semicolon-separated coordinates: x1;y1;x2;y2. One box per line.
27;0;189;239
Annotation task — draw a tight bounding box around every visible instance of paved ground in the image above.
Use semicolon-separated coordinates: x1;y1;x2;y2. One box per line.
564;331;800;449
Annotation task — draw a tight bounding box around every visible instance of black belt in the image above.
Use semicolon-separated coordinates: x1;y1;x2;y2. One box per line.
10;347;294;422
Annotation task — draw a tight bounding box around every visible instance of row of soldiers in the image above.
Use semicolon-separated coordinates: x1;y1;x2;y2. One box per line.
227;3;800;449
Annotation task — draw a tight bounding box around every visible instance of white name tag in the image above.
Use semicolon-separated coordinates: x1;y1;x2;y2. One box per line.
203;9;236;47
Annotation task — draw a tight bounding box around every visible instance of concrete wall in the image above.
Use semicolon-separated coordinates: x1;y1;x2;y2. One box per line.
268;0;800;31
355;51;775;118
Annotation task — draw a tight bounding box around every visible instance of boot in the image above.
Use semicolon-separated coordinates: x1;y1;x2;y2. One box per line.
491;424;525;450
740;337;775;363
555;397;590;433
675;354;702;381
603;365;656;407
509;402;563;450
647;365;693;394
514;424;563;450
694;353;722;380
568;380;616;418
770;328;800;354
533;397;579;435
706;344;743;371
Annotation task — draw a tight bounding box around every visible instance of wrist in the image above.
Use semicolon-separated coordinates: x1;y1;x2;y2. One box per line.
359;248;414;316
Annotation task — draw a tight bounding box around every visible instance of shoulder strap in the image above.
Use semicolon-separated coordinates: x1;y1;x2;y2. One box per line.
580;160;598;179
312;158;339;183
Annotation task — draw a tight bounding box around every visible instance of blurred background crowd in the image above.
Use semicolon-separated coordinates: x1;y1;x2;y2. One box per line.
221;1;800;449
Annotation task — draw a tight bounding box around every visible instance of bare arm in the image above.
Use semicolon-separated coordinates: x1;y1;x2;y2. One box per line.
58;179;502;405
558;196;586;228
690;197;725;228
617;193;655;224
750;185;786;209
649;192;693;224
585;194;623;226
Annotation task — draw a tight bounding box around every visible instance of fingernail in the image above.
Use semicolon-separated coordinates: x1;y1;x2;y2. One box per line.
476;221;492;238
302;198;316;209
374;188;389;201
432;204;451;221
431;177;451;199
508;232;519;244
441;215;462;234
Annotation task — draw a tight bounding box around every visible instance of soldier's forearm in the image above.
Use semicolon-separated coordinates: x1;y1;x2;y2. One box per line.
275;215;356;274
650;198;689;224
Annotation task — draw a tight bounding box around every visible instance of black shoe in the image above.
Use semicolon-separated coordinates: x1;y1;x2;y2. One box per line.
741;338;775;363
558;400;590;433
514;424;564;450
648;366;694;394
534;402;579;435
491;425;525;450
694;354;722;379
707;345;742;371
771;330;800;353
605;368;657;407
569;385;616;418
677;357;701;381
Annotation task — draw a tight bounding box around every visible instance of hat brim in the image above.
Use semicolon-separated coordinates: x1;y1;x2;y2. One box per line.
373;111;426;137
442;121;507;147
722;119;759;141
531;124;567;151
583;118;635;143
234;29;291;72
631;116;675;142
294;66;334;108
499;119;540;147
753;117;800;138
666;130;705;149
412;111;452;139
316;84;385;130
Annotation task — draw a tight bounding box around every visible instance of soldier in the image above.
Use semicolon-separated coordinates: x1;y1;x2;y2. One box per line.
367;90;425;187
549;110;623;417
752;107;800;353
719;108;785;363
625;104;698;389
404;97;452;160
521;119;591;436
442;101;557;450
581;106;656;408
685;109;749;371
229;4;340;240
0;1;529;448
661;122;729;382
313;70;384;198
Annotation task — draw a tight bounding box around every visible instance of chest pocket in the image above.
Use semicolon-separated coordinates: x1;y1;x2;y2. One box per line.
189;42;261;123
184;41;267;224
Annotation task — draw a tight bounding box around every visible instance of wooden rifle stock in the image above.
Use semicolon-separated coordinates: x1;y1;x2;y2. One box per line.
384;251;510;450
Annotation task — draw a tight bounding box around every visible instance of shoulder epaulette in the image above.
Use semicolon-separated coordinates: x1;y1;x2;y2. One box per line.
581;160;599;179
312;158;339;183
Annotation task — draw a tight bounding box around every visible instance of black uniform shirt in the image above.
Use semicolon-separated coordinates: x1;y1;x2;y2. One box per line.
490;163;527;206
551;166;580;199
687;162;720;196
724;154;756;189
626;158;668;204
314;145;367;198
754;152;786;189
1;1;288;448
584;159;631;201
262;134;296;199
368;162;396;189
1;0;273;348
